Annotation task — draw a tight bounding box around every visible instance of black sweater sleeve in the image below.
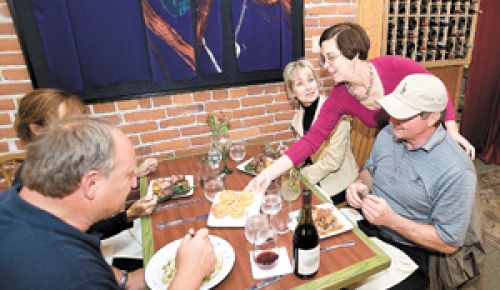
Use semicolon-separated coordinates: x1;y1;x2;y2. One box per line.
87;211;133;240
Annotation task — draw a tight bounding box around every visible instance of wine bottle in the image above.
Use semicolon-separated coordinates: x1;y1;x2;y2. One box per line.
293;189;319;279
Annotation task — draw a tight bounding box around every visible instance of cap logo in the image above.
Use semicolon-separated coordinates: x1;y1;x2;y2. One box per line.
399;83;407;95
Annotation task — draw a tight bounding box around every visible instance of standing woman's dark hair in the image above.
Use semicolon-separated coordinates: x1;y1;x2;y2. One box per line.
319;22;370;60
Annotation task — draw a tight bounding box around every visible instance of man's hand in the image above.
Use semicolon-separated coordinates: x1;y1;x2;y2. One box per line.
126;195;158;221
136;158;158;177
169;228;216;290
346;180;369;209
361;195;397;227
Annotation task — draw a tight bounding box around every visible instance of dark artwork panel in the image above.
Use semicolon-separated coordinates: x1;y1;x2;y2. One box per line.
67;0;151;86
143;0;196;82
232;0;292;72
196;0;223;75
9;0;303;102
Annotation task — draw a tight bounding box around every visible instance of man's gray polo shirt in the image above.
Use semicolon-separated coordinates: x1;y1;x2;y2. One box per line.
365;124;476;247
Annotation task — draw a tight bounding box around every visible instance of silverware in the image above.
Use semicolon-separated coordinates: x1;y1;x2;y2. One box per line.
320;240;356;253
155;214;209;229
247;275;284;290
154;199;204;212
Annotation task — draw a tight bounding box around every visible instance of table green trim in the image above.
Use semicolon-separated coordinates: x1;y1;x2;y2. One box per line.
140;176;154;269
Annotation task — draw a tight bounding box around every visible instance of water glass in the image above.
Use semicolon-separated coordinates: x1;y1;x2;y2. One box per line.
202;174;224;202
261;181;282;216
244;214;269;243
229;139;246;162
253;228;279;270
207;143;222;170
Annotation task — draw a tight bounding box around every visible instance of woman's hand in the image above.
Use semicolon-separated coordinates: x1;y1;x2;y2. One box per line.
126;195;158;221
136;158;158;177
245;173;272;195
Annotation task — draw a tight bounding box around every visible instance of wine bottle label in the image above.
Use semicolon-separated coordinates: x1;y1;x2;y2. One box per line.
297;245;320;275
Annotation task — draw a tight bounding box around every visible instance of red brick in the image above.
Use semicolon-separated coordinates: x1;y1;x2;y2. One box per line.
152;95;172;107
141;129;180;143
0;141;8;153
251;135;274;144
159;115;196;128
0;112;10;124
229;88;247;99
0;98;15;110
180;125;210;136
205;100;240;111
15;140;26;150
172;93;192;104
139;98;152;109
193;91;211;102
267;103;294;113
304;17;319;27
307;5;338;16
151;139;190;153
0;23;15;35
120;122;157;134
99;115;122;126
319;16;353;27
0;127;16;138
228;127;260;139
274;131;295;140
124;109;165;122
117;99;140;110
275;111;295;121
232;107;265;118
0;82;32;95
0;37;21;51
229;119;242;130
246;85;266;96
135;146;153;157
2;68;29;80
337;4;357;15
92;102;116;113
242;115;273;127
273;92;290;103
128;135;140;146
0;53;25;65
190;135;211;146
259;123;291;134
0;4;12;18
212;89;229;100
175;146;208;157
241;96;273;107
166;104;203;116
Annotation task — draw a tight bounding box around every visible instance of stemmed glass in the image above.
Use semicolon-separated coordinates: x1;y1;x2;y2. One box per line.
253;228;279;270
261;181;283;231
229;139;246;162
280;169;301;228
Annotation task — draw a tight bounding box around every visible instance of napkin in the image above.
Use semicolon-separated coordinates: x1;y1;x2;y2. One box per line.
249;247;293;279
355;237;418;290
100;219;143;265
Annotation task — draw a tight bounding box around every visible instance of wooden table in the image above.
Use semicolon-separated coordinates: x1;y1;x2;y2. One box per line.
141;146;389;289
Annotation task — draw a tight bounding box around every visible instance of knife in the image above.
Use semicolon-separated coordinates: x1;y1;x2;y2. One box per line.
320;240;356;253
247;275;284;290
155;214;209;229
154;199;205;212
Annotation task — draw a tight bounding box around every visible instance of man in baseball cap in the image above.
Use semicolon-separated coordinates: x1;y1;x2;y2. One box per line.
346;74;477;289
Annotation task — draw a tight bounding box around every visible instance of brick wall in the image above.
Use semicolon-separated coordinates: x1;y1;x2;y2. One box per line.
0;0;358;160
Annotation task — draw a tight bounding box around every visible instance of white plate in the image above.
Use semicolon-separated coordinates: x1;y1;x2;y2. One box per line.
146;175;194;201
288;203;353;239
145;235;235;290
207;190;263;228
236;157;273;176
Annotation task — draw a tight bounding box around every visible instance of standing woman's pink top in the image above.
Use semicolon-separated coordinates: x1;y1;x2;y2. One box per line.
286;55;456;165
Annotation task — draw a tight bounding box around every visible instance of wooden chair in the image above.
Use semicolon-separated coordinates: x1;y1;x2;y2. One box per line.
349;118;379;169
0;152;26;190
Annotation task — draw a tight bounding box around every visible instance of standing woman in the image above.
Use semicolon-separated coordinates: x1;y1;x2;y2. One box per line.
284;59;358;204
248;22;474;192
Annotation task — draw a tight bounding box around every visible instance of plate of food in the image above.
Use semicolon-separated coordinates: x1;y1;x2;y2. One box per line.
207;190;262;227
288;203;353;239
145;235;235;290
236;153;273;176
147;175;194;202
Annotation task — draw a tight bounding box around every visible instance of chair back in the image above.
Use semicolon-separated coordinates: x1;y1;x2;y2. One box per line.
0;152;26;190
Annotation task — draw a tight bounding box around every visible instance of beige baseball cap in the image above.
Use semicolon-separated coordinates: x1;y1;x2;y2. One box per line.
377;74;447;120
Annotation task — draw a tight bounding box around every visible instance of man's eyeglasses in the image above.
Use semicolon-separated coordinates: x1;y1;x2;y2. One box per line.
320;53;341;68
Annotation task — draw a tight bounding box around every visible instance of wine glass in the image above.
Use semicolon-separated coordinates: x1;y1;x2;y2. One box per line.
261;181;282;217
244;214;269;243
253;228;279;270
229;139;246;162
202;174;224;202
280;170;301;229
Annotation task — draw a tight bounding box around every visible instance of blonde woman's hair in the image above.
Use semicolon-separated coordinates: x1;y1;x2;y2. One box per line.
282;59;319;103
14;89;85;143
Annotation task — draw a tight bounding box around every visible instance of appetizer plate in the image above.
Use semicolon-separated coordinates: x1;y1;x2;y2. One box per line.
145;235;235;290
146;175;194;202
207;190;263;228
236;157;273;176
288;203;353;239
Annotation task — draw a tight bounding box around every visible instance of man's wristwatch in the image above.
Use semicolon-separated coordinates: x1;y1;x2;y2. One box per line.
119;270;128;289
